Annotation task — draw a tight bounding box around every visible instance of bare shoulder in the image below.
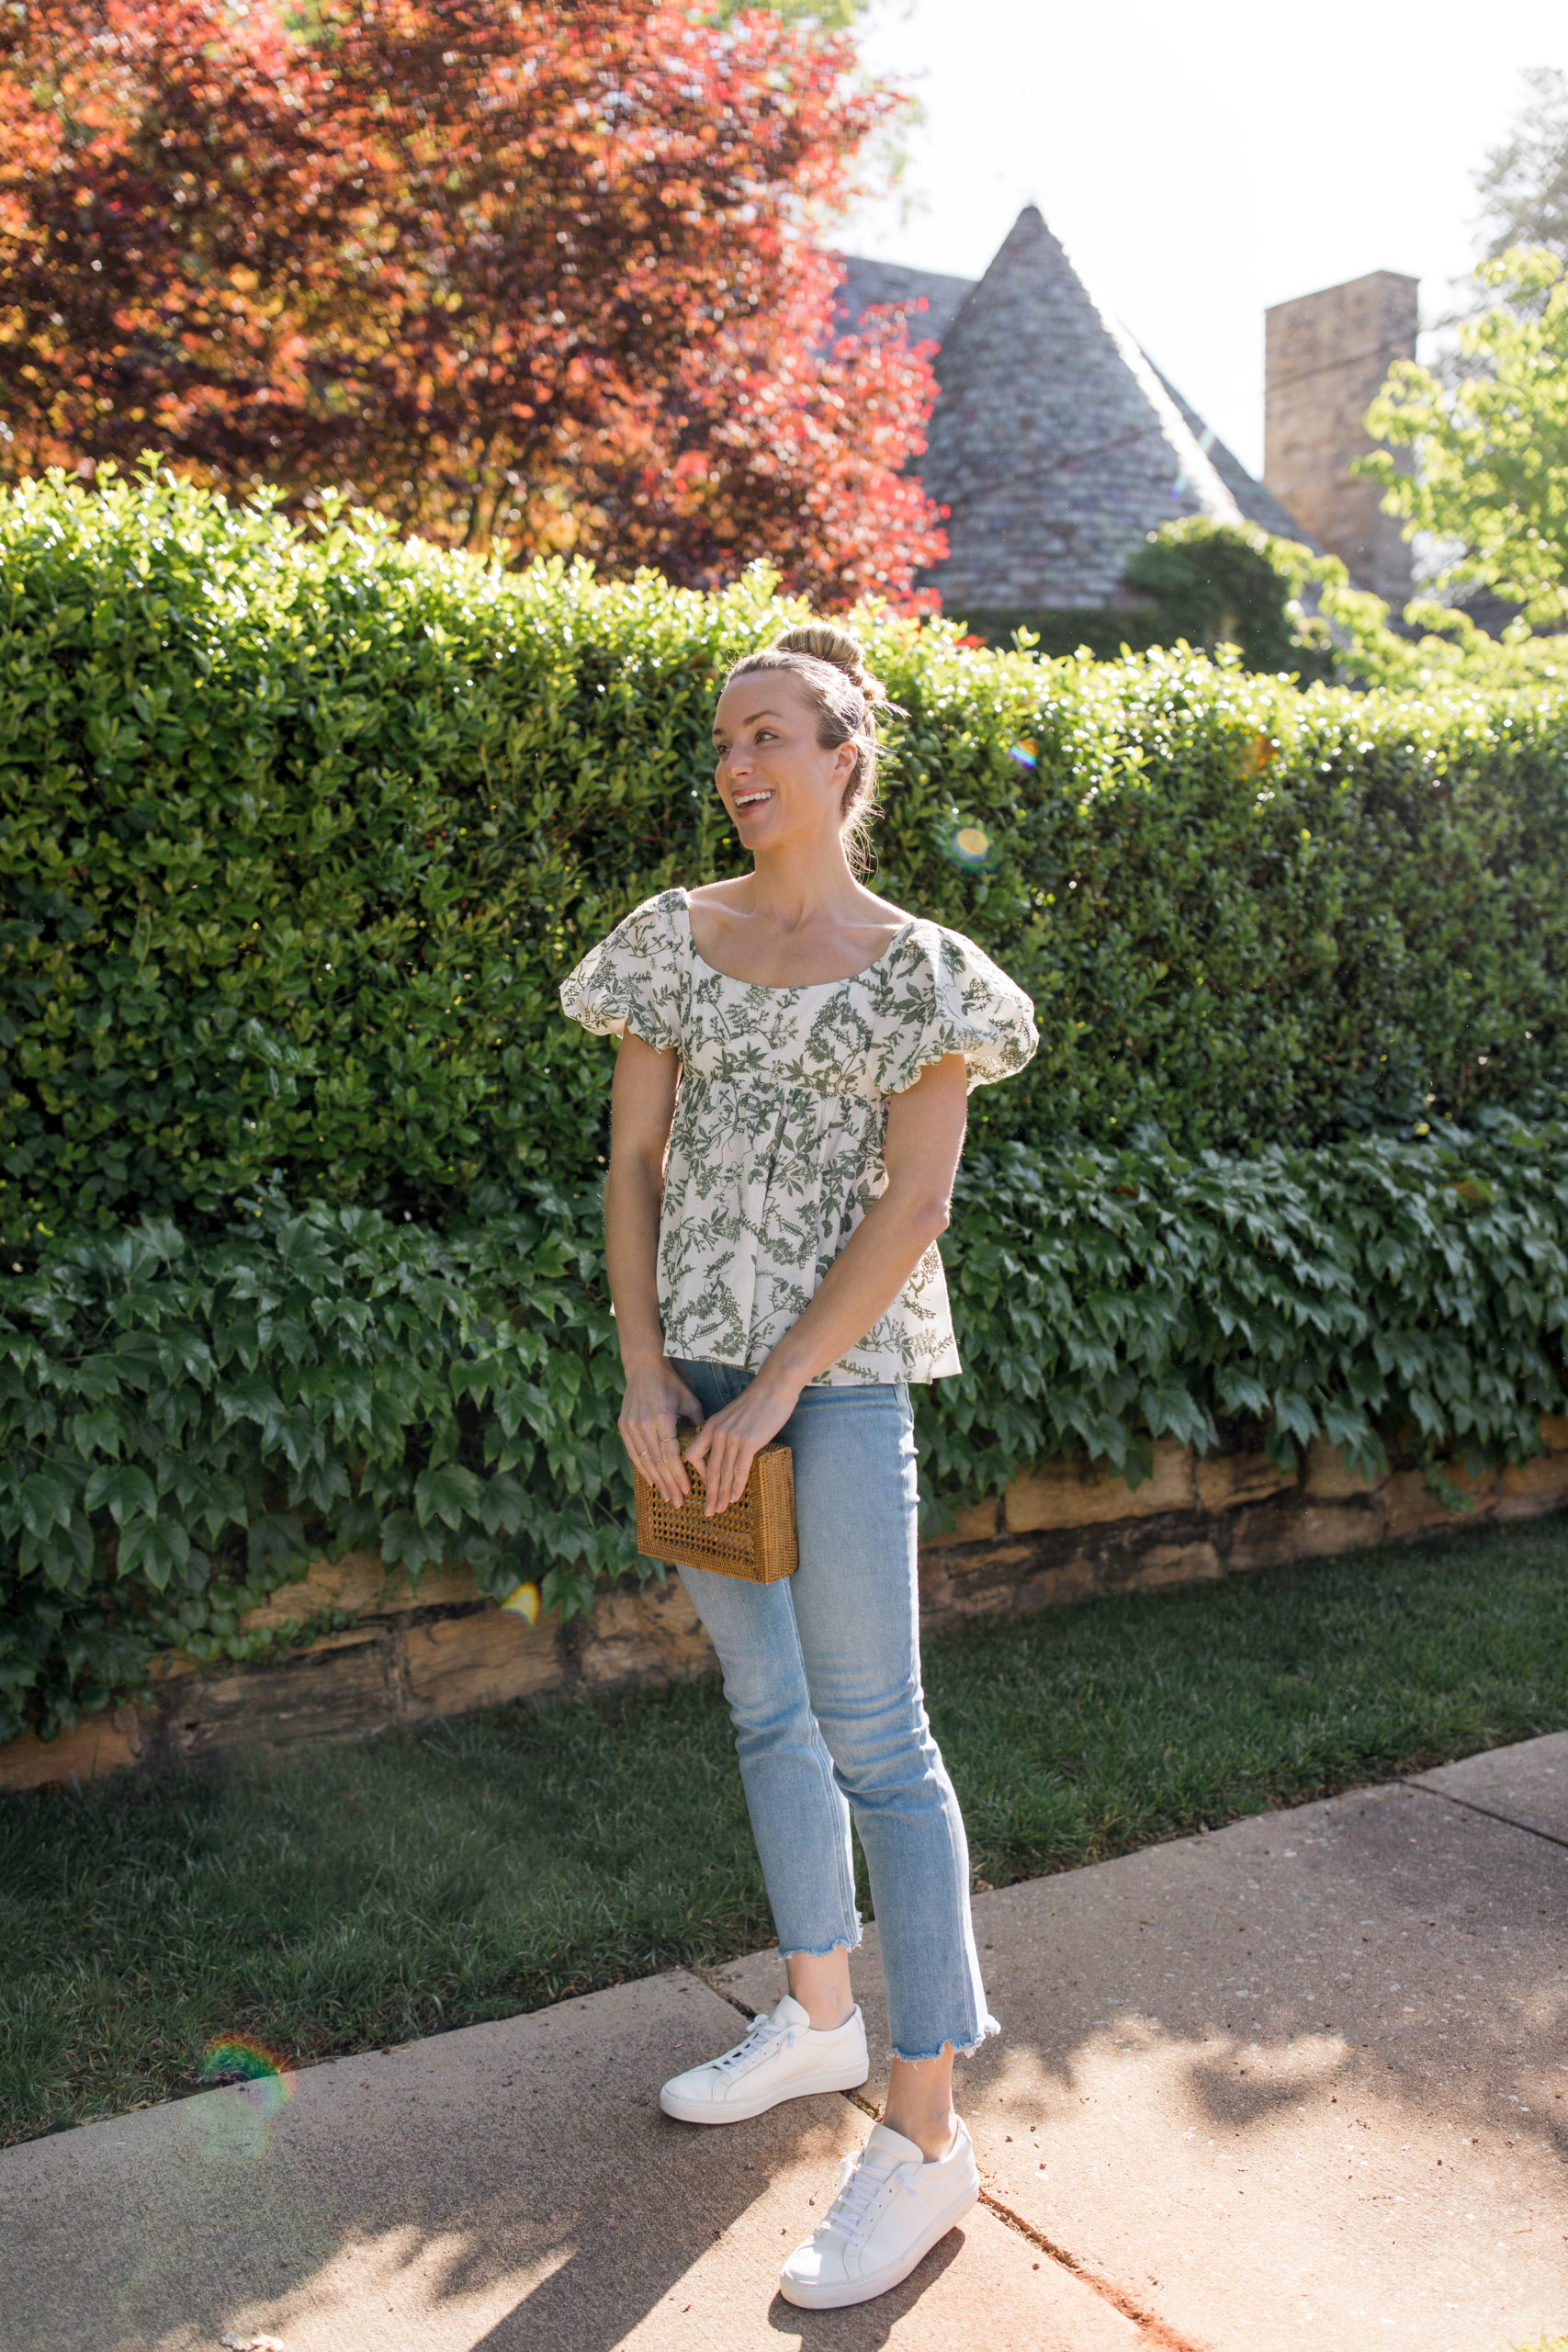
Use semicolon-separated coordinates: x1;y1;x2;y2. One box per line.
687;878;753;910
851;887;917;944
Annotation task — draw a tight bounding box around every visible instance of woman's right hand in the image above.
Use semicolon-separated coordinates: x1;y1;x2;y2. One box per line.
619;1357;704;1506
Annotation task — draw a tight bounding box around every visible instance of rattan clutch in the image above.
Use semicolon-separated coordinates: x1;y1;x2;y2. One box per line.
633;1423;798;1582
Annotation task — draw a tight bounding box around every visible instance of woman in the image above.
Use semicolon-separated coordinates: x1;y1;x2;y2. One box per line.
560;621;1036;2311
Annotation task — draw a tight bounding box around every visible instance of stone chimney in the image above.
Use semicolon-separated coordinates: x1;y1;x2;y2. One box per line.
1264;271;1419;608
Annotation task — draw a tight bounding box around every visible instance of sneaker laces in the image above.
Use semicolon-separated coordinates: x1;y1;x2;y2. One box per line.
711;2011;799;2079
818;2146;920;2246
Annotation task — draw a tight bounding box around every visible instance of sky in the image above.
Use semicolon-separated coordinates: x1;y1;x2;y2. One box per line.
836;0;1568;479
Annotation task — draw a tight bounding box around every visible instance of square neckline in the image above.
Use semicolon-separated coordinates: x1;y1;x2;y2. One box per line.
677;888;919;995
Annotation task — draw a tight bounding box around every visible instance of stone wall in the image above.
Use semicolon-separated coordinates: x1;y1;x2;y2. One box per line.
1264;269;1418;605
5;1417;1565;1793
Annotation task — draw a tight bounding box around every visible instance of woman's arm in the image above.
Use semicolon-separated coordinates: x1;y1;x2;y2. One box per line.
604;1032;702;1506
684;1052;970;1513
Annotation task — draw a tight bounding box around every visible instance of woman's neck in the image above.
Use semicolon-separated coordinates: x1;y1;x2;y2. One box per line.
733;837;866;931
689;840;905;987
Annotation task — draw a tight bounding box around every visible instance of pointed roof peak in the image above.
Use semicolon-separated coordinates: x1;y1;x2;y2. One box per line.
919;207;1244;613
982;203;1064;267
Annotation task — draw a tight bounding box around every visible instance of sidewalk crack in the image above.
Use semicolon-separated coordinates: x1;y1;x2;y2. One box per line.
695;1965;762;2018
1406;1781;1568;1852
975;2185;1212;2352
699;1966;1209;2346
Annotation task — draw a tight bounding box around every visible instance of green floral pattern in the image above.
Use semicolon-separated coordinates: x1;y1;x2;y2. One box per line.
561;889;1037;1383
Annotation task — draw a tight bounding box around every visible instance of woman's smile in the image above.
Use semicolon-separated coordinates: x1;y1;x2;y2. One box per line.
712;691;829;832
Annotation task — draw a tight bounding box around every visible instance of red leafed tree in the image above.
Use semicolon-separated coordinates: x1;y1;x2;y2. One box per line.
0;3;340;479
0;0;944;607
620;247;947;607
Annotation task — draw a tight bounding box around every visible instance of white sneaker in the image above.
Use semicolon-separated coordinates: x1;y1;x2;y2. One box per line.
659;1994;868;2124
778;2117;979;2309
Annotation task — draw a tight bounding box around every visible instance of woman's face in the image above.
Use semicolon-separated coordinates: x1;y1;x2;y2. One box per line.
711;673;856;857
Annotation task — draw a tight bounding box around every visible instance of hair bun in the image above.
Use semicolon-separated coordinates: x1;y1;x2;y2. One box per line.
770;622;886;704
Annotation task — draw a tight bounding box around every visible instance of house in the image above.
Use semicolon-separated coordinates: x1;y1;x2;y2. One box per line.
835;206;1417;633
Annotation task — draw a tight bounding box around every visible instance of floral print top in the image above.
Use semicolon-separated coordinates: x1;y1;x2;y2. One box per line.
560;888;1037;1384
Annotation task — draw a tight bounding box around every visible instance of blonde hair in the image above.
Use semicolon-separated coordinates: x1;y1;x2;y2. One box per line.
723;622;897;874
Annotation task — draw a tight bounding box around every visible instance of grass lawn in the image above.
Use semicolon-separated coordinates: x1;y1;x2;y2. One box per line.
4;1512;1567;2145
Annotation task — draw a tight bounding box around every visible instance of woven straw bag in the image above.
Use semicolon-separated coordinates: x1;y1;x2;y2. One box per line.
633;1422;798;1582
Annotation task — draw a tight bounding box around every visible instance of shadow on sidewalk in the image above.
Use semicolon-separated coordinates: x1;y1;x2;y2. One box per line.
706;1765;1568;2352
3;1973;985;2351
8;1753;1566;2351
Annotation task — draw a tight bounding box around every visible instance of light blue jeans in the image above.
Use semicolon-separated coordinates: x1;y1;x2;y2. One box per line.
671;1359;998;2064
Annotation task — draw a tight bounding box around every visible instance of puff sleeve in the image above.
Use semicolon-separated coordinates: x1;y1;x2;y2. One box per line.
559;890;685;1054
871;922;1038;1096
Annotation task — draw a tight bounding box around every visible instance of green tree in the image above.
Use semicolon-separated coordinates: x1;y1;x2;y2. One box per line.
1476;66;1568;263
1360;248;1568;629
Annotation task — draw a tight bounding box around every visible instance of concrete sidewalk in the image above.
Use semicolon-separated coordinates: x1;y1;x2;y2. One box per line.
4;1737;1566;2352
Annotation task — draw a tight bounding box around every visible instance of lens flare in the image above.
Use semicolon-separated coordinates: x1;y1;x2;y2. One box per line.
1009;741;1037;770
200;2034;294;2116
941;816;1003;875
186;2035;294;2164
501;1581;541;1624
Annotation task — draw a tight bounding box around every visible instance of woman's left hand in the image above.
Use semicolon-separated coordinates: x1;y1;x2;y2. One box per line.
682;1373;800;1516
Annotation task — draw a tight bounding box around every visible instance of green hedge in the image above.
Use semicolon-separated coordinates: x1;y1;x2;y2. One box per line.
2;469;1567;1250
4;1119;1565;1743
4;469;1568;1743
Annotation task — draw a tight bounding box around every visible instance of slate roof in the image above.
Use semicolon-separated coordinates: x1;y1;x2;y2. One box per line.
831;208;1312;609
830;256;975;348
1142;360;1316;547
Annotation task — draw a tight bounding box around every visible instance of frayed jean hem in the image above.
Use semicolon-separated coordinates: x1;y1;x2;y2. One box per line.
888;2012;1001;2065
777;1925;863;1961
